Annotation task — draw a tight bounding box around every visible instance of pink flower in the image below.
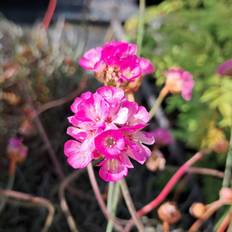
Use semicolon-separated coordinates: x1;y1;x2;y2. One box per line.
64;86;155;182
79;41;154;87
217;59;232;76
7;137;28;159
164;67;194;101
151;128;173;146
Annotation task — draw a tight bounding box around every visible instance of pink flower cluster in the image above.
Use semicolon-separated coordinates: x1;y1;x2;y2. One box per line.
164;67;195;101
217;59;232;76
7;137;28;159
151;128;173;146
79;41;154;86
64;86;154;182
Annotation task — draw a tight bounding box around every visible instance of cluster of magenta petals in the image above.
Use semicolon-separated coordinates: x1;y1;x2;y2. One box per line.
165;67;195;101
7;137;28;158
64;86;154;182
79;41;154;82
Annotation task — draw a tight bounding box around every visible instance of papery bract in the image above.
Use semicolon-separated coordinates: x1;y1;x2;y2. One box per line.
165;67;194;101
64;86;155;182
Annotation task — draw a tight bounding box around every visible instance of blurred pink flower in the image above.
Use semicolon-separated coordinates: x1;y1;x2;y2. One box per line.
79;41;154;86
217;59;232;76
164;67;194;101
151;128;173;146
64;86;155;182
7;137;28;159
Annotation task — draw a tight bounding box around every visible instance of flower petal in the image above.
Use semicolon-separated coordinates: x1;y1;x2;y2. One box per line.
134;131;155;145
64;140;93;168
79;47;102;70
99;159;128;182
127;140;151;164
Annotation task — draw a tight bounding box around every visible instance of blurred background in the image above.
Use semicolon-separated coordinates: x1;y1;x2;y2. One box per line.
0;0;232;231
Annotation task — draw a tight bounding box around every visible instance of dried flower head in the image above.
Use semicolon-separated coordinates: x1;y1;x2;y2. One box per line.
146;149;166;172
79;41;154;91
64;86;155;182
164;67;194;101
158;201;181;224
189;203;207;218
217;59;232;76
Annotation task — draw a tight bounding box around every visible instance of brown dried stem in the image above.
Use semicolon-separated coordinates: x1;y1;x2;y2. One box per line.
59;171;85;232
37;76;88;115
167;166;224;179
0;189;54;232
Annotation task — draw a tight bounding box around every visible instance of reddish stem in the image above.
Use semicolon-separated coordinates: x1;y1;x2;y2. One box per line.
42;0;57;30
138;151;204;217
217;211;232;232
124;150;207;232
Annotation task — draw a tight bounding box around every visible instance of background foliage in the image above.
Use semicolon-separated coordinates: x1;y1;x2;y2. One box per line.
126;0;232;150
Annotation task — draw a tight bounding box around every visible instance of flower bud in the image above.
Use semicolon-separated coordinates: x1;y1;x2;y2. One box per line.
189;203;207;218
164;67;194;101
213;139;229;154
158;202;181;224
7;137;28;164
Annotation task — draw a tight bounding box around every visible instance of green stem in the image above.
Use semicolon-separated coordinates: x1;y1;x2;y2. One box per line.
106;183;115;232
149;86;169;118
137;0;145;55
222;127;232;188
119;179;144;232
106;183;120;232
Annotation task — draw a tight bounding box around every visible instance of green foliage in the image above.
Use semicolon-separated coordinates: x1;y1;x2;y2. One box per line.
126;0;232;149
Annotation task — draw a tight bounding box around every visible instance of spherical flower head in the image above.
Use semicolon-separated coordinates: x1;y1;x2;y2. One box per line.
217;59;232;76
151;128;173;147
164;67;194;101
158;201;181;224
7;137;28;163
79;41;154;91
64;86;155;182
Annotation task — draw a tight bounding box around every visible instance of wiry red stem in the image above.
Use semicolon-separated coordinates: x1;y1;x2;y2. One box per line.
42;0;57;29
124;150;207;232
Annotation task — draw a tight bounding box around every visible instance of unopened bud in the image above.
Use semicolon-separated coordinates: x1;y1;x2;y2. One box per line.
158;202;181;224
189;203;207;218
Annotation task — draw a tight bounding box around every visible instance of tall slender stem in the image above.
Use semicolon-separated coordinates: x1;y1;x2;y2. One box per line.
42;0;57;29
59;171;83;232
20;79;65;180
222;127;232;188
87;164;123;231
120;179;144;232
149;86;169;118
106;183;121;232
137;0;145;55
